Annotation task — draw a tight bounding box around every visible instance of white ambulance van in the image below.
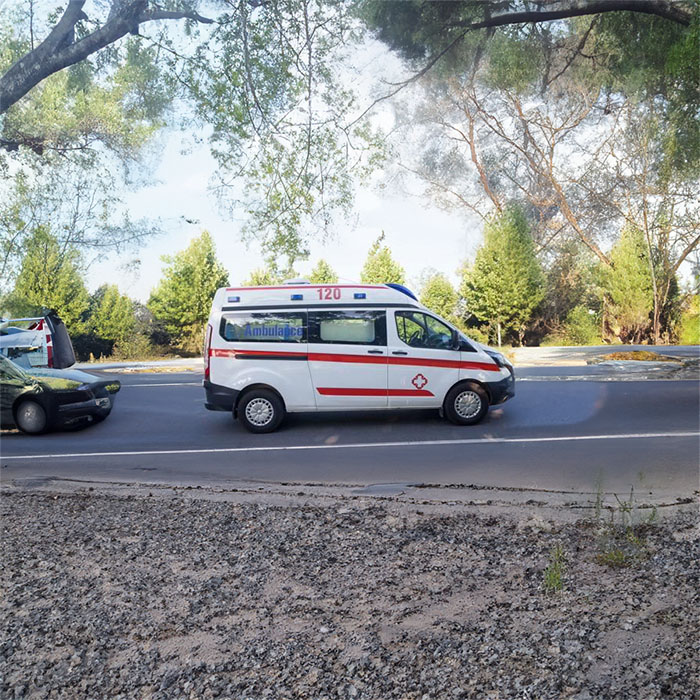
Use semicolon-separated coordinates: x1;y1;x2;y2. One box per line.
203;282;514;432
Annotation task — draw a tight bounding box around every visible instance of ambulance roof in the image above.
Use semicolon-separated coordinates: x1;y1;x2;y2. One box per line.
213;283;424;310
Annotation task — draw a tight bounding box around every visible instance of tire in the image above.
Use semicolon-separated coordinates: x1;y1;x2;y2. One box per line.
15;399;49;434
237;389;285;433
443;382;489;426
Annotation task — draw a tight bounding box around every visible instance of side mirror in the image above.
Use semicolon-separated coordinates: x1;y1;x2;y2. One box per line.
451;329;460;351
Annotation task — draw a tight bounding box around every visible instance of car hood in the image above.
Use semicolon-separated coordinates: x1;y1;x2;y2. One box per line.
27;367;121;394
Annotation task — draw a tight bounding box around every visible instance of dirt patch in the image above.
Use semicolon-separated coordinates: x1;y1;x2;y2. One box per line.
1;491;698;699
599;351;681;362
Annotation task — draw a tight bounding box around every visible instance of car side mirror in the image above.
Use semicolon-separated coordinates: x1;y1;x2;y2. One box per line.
451;329;460;351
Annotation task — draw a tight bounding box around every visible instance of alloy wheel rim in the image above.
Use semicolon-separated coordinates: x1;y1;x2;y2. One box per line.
245;398;274;427
454;390;482;419
18;402;45;432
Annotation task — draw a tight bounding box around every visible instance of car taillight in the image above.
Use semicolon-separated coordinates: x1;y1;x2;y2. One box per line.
203;324;213;380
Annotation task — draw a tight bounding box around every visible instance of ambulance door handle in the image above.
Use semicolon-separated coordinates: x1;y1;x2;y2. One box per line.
367;349;384;354
391;351;408;355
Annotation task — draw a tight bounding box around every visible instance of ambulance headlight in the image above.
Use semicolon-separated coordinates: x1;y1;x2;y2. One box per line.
486;350;512;370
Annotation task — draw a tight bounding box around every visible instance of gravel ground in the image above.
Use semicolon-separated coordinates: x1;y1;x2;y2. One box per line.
1;490;698;700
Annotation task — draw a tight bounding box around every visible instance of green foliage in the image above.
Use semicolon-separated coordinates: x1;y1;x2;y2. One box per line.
678;295;700;344
1;14;171;156
309;259;339;284
89;285;135;346
587;10;700;174
185;0;383;264
111;334;158;361
542;544;566;595
360;233;405;285
592;485;656;569
461;325;491;345
148;232;229;353
545;305;601;346
485;30;543;93
541;239;599;329
460;207;544;345
419;271;458;322
599;227;653;343
6;226;89;334
242;269;281;286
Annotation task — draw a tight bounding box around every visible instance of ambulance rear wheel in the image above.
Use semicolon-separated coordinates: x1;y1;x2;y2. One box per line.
238;389;285;433
444;382;489;425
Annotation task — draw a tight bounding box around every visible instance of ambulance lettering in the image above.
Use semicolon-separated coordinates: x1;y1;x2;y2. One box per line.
316;287;341;300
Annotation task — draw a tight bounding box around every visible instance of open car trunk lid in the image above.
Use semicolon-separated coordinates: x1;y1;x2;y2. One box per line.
44;311;76;369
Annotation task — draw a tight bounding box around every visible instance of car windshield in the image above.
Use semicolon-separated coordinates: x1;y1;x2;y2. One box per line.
0;354;30;382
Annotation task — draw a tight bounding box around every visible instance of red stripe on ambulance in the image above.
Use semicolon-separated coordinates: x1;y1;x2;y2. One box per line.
218;348;499;372
317;387;434;397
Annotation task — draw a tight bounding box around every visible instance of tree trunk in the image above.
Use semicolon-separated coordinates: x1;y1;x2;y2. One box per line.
497;321;502;348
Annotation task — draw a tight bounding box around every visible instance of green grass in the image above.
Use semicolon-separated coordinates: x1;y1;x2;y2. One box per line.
542;544;566;594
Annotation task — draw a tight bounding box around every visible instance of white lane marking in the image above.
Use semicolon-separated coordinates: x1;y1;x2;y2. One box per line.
4;431;699;460
122;382;201;387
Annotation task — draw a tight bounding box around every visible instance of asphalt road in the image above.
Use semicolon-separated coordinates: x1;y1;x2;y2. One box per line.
2;372;698;499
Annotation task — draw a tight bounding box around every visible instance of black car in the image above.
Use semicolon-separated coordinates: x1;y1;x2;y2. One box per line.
0;355;120;434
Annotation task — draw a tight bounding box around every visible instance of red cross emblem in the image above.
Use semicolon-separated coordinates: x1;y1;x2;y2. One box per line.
412;373;428;390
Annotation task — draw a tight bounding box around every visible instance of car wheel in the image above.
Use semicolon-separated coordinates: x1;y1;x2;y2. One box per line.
237;389;285;433
15;399;49;434
444;382;489;425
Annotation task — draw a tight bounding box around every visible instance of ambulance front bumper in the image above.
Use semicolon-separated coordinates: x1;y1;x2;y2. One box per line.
204;380;239;412
487;370;515;405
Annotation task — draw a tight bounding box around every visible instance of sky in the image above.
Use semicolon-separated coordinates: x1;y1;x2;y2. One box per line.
85;121;483;304
83;29;486;304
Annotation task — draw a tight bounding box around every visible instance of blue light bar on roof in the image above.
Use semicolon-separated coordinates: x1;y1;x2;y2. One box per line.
227;296;241;303
386;283;418;300
354;293;366;299
291;294;303;300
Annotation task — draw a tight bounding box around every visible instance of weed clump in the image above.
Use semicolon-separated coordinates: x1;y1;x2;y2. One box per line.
542;543;566;594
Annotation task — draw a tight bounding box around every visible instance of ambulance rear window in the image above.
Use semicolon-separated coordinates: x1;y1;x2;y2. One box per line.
309;310;386;346
220;312;307;343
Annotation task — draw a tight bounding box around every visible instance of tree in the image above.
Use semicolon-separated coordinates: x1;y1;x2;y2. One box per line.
89;284;135;346
242;269;280;286
460;207;544;346
373;6;698;345
6;226;89;333
148;231;229;353
419;271;458;323
360;233;405;285
0;0;211;115
1;1;381;268
309;259;338;284
599;226;654;343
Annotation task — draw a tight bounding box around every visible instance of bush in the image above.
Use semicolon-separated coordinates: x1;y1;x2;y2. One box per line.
460;324;491;345
543;306;600;346
71;334;114;362
678;295;699;345
111;334;160;360
562;305;600;345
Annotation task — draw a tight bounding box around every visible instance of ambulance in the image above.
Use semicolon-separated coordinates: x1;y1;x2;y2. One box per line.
203;281;514;432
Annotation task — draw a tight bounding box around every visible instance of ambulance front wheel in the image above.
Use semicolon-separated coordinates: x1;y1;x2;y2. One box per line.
237;388;285;433
444;382;489;425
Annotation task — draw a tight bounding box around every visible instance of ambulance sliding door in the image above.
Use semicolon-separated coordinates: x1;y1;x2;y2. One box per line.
307;309;388;408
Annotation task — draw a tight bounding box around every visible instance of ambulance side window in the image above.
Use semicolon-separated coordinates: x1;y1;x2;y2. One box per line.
396;311;453;350
308;310;386;346
220;312;307;343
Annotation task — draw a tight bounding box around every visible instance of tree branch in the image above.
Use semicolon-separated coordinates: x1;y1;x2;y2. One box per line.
672;234;700;274
449;1;692;30
0;0;214;114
